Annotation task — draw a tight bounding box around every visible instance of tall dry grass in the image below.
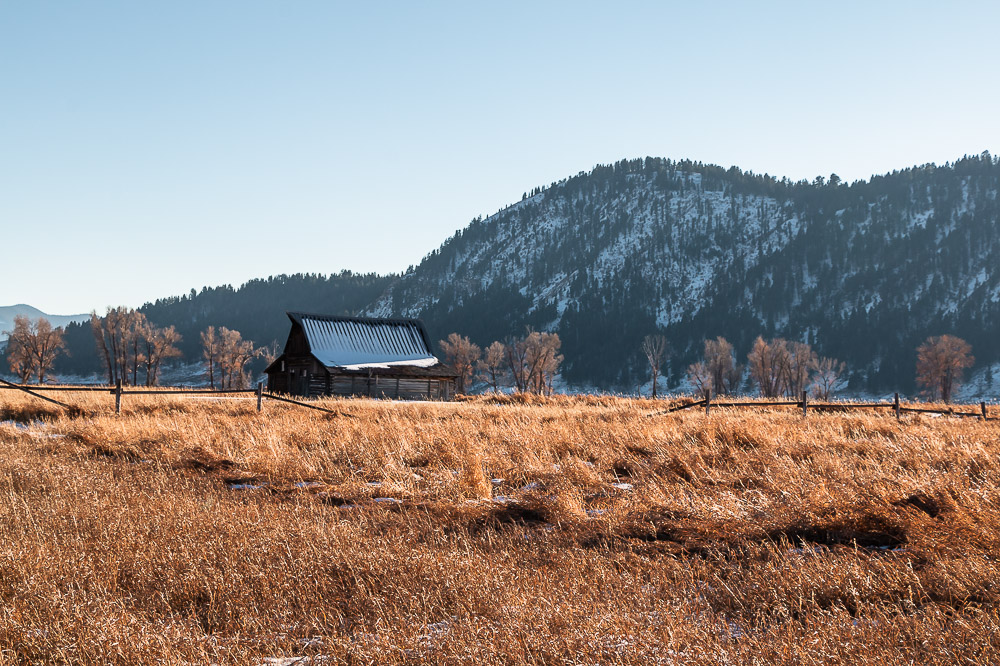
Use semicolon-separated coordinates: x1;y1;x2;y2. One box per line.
0;389;998;664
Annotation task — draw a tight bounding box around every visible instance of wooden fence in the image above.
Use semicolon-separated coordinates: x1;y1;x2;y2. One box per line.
0;378;353;418
1;378;993;422
652;390;992;421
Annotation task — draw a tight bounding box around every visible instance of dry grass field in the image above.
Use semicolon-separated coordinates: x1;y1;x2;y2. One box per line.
1;389;999;665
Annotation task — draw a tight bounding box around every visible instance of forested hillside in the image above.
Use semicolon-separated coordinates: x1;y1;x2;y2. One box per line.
367;153;1000;392
52;272;392;377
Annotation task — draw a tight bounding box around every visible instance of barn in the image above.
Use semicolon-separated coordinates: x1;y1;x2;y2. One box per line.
264;312;458;400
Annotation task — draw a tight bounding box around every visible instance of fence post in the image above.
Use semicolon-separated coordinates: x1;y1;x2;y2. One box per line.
981;401;988;421
894;392;901;421
704;390;711;416
257;381;264;412
115;380;122;415
802;390;808;417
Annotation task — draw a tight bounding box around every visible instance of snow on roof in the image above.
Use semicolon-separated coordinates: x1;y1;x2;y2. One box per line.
291;313;441;369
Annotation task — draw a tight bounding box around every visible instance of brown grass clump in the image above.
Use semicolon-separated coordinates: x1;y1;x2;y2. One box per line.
0;389;999;663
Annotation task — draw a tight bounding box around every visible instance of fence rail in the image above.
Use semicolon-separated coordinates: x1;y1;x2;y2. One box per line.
0;380;357;418
1;381;994;422
650;390;991;421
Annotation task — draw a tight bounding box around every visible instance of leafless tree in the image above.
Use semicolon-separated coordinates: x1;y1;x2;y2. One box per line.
142;324;182;386
810;357;846;400
3;315;66;384
524;331;562;394
641;334;669;398
704;337;740;396
747;337;789;398
4;315;37;383
261;340;282;367
503;336;529;392
439;333;481;394
476;341;506;393
781;341;817;398
217;327;257;389
686;360;712;395
201;326;219;389
916;335;974;403
91;307;146;385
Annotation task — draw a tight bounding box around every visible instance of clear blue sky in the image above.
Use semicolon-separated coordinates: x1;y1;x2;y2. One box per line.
2;1;998;314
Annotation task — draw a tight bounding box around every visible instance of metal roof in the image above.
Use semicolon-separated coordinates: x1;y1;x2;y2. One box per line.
288;312;441;369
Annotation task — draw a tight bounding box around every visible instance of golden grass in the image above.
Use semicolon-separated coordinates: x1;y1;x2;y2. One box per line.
1;389;999;664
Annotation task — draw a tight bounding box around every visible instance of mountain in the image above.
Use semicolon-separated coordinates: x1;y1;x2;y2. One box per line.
366;153;1000;393
0;304;89;341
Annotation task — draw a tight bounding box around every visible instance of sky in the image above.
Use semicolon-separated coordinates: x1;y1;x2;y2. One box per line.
2;1;998;314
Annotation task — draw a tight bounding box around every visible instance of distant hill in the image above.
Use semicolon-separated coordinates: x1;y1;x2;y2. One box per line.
0;304;89;340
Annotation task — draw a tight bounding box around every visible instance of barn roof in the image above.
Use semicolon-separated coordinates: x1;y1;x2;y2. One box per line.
287;312;442;370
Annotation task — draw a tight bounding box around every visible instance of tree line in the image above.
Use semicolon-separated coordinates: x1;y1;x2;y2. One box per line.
640;333;975;403
3;309;265;390
439;330;564;395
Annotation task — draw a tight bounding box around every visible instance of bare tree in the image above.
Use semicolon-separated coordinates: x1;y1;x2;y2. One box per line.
261;340;282;367
439;333;481;394
704;337;738;396
4;315;66;384
916;335;974;403
217;327;257;389
4;316;36;383
30;318;66;384
724;362;744;395
503;336;529;392
810;357;846;400
142;324;182;386
781;341;817;398
747;337;790;398
641;334;669;398
127;311;150;386
686;360;712;395
524;331;562;394
476;341;506;393
201;326;219;389
91;307;146;385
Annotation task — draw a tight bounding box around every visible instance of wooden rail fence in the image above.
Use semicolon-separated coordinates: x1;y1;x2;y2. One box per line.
0;380;355;418
1;380;993;422
650;390;992;421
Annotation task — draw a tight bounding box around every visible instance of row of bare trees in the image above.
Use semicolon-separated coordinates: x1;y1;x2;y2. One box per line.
90;308;260;388
200;325;260;389
439;330;564;395
674;333;975;403
683;336;848;400
3;316;67;383
91;308;183;386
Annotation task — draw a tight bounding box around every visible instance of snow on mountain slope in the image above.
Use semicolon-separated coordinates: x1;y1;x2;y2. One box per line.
366;155;1000;392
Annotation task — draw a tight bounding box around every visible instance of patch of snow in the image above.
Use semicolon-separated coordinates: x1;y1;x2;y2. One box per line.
228;483;267;491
